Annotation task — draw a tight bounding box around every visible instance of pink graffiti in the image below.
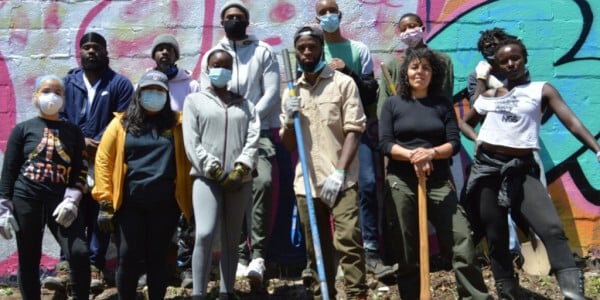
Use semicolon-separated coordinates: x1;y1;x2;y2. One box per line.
264;36;282;47
0;51;16;152
44;3;62;32
557;172;600;214
269;2;296;23
359;0;404;8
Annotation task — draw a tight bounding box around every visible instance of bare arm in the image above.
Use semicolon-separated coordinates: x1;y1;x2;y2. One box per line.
544;83;600;157
337;131;362;171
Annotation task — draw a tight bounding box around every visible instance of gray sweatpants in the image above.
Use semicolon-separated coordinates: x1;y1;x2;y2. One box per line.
191;177;252;296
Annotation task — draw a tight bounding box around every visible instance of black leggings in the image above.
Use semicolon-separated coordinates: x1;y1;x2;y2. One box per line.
113;199;180;300
13;195;90;300
472;174;575;279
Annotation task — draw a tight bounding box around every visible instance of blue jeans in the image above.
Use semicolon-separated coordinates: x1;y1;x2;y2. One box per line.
358;135;378;251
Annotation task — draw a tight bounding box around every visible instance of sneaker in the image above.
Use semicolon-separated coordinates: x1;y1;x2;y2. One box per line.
90;265;104;294
137;273;147;288
236;262;248;278
246;258;265;283
365;251;395;279
180;269;193;289
42;261;70;291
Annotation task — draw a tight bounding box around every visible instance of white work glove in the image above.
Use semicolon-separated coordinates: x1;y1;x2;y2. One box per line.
318;170;345;208
52;187;82;228
285;96;301;125
487;74;504;89
0;198;19;239
475;61;492;80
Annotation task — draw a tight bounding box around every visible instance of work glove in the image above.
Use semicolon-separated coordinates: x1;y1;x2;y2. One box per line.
285;96;301;125
318;170;345;208
475;61;492;80
221;163;251;191
0;198;19;239
97;200;115;233
487;74;504;89
52;187;82;228
206;161;225;181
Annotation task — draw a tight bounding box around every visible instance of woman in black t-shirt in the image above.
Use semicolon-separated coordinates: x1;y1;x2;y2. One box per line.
379;47;489;299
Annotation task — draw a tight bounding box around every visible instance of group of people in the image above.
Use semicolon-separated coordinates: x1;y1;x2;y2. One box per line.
0;0;596;300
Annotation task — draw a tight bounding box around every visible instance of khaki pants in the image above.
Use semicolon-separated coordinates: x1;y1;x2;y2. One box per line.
296;186;367;299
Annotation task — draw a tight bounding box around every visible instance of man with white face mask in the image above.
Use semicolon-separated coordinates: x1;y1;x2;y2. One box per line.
377;13;454;116
312;0;395;281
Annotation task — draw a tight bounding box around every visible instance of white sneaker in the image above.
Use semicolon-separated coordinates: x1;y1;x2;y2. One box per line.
235;262;248;278
246;258;265;282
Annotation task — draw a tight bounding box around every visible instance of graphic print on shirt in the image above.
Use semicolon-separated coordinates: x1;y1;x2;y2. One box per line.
22;127;72;184
494;97;520;123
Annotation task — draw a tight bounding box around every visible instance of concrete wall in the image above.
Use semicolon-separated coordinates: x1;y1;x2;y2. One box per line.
1;0;599;270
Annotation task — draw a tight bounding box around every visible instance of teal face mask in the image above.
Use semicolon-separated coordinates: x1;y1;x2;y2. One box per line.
208;68;232;88
319;13;340;33
297;60;326;74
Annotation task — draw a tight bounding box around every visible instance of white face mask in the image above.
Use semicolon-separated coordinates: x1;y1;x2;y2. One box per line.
399;26;424;47
37;92;63;115
140;90;167;112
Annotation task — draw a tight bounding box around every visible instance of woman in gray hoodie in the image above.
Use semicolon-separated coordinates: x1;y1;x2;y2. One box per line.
182;49;260;300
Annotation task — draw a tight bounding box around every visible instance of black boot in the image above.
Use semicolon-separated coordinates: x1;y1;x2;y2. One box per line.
397;273;419;300
218;293;236;300
495;275;520;300
191;295;207;300
556;268;590;300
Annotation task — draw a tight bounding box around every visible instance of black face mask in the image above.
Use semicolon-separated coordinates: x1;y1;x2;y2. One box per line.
223;19;249;40
481;45;496;61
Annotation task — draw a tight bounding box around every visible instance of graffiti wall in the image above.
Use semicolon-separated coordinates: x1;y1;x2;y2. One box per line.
0;0;599;273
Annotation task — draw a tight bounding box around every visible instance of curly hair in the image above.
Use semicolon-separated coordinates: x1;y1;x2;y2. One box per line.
397;47;443;99
121;85;176;136
476;27;517;53
495;37;528;64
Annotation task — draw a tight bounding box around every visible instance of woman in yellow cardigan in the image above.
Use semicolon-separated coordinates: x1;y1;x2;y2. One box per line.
92;70;192;300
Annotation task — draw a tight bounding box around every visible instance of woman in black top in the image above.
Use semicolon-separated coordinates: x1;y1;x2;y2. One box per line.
0;75;90;300
379;48;489;299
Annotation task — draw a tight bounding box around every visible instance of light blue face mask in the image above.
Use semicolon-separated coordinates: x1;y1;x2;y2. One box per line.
140;90;167;112
319;13;340;33
297;59;326;74
208;67;232;88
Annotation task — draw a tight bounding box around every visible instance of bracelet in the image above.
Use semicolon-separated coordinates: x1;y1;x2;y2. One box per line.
596;151;600;160
432;147;438;159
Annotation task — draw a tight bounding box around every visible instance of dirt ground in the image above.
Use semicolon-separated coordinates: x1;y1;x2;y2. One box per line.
1;257;599;299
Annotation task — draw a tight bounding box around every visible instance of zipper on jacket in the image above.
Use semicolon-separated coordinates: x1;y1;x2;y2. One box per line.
222;106;228;168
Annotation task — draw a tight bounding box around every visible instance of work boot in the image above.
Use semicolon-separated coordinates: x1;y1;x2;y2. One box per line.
90;265;104;294
365;250;395;279
397;273;419;300
494;275;520;300
180;269;193;289
301;267;314;288
42;260;70;291
556;268;590;300
218;292;236;300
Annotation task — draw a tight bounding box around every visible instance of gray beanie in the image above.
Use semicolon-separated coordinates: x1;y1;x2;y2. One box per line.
220;0;249;19
151;34;180;60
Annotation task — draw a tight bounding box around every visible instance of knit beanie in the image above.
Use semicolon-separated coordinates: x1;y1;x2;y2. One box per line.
220;0;249;19
151;34;180;60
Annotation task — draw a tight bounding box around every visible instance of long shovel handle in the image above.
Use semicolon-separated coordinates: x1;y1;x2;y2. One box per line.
282;48;330;299
418;175;431;299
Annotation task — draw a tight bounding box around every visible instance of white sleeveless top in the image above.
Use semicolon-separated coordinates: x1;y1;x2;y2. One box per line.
474;81;546;149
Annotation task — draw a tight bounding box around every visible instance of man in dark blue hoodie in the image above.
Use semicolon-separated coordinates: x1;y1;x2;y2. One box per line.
57;32;133;293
